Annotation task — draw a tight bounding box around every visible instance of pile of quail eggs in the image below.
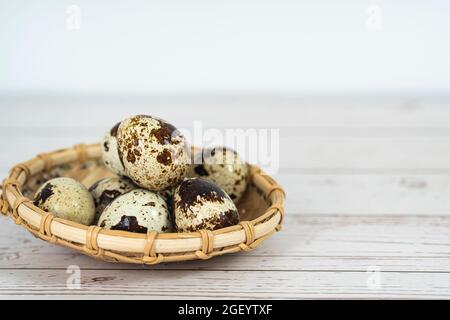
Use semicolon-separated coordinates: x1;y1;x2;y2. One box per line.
33;115;249;234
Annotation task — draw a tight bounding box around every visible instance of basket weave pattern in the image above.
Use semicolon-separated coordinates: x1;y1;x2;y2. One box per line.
0;144;285;265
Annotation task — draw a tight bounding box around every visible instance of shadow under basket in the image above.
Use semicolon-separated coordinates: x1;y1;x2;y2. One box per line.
0;144;285;265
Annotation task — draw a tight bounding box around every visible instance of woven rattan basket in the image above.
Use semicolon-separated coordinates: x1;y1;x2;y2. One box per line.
0;143;285;265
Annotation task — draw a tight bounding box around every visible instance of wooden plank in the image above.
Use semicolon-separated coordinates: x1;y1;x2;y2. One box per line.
1;215;449;272
1;268;449;299
3;135;450;173
279;136;450;170
277;173;450;215
1;97;450;130
5;125;450;138
3;99;450;172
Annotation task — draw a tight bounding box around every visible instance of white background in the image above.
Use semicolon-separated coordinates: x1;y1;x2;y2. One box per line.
1;0;450;96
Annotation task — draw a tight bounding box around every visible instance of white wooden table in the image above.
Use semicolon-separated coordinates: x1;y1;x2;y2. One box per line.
1;97;450;299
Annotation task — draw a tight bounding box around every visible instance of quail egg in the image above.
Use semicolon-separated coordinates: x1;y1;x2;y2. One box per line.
102;121;127;176
98;189;172;233
189;147;249;202
33;177;95;225
89;177;137;223
173;178;240;232
116;115;189;191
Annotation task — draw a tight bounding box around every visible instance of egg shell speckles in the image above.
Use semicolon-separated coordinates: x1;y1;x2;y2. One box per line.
89;177;137;223
98;189;172;233
33;177;95;226
117;115;189;191
173;178;240;232
189;147;249;202
102;122;127;176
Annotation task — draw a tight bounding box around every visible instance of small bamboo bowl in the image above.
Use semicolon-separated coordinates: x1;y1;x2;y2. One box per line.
0;143;285;265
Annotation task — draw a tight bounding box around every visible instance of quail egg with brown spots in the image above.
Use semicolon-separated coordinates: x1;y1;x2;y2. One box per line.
33;177;95;225
98;189;172;233
102;121;127;176
189;147;249;202
116;115;189;191
173;178;240;232
89;177;137;223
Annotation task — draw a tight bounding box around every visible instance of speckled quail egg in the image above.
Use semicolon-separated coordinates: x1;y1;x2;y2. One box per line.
173;178;240;232
89;177;137;223
98;189;172;233
189;147;249;202
33;177;95;225
116;115;189;191
102;121;127;176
